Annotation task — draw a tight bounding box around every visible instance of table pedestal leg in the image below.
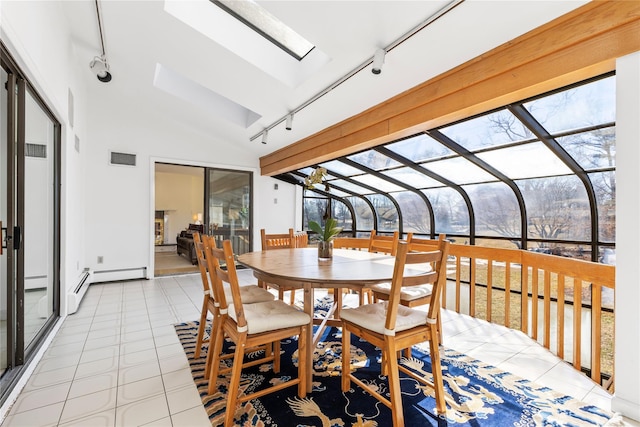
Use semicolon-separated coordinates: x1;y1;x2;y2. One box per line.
303;283;314;393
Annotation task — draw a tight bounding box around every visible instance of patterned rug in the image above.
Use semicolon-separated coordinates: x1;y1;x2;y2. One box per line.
174;309;621;426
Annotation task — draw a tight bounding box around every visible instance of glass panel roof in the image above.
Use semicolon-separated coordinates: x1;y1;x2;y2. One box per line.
291;74;616;260
440;109;531;150
556;127;615;170
464;182;521;238
346;150;402;170
320;160;364;177
590;171;615;243
476;141;573;179
517;175;590;241
346;196;375;230
523;76;615;134
365;194;399;232
212;0;315;60
425;157;497;184
381;167;442;189
422;187;469;235
327;179;373;194
393;191;431;234
385;134;453;162
351;174;405;193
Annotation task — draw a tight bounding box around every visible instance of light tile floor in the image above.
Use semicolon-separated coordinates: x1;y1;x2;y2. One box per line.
1;271;637;426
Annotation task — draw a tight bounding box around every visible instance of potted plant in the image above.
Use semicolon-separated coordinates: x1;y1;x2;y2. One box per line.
308;217;342;260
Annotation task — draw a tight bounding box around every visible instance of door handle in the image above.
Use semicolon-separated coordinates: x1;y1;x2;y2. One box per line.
13;226;21;251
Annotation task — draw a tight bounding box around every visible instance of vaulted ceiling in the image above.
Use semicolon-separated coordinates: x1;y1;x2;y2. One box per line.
61;1;588;160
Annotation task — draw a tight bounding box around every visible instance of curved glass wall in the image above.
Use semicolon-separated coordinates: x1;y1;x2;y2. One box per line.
282;73;615;263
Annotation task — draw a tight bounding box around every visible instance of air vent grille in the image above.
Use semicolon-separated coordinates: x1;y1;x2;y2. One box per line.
110;151;136;166
26;143;47;158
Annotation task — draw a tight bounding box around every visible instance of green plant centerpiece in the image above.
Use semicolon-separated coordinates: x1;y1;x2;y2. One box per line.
308;217;342;260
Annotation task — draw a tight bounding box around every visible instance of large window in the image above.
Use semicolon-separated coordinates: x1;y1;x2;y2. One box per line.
288;74;615;262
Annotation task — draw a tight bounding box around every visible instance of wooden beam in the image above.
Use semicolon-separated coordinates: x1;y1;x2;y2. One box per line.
260;0;640;176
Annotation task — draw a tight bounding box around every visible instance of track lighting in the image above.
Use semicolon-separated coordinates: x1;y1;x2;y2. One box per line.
262;129;269;144
89;55;112;83
285;114;294;131
371;48;386;75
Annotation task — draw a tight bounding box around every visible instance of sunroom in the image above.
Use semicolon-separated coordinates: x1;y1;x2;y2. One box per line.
0;0;639;426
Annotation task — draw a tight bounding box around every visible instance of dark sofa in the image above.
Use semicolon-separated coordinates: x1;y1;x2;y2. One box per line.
176;224;204;264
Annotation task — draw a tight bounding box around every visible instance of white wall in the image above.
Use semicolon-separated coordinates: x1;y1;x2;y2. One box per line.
1;0;88;315
612;52;640;421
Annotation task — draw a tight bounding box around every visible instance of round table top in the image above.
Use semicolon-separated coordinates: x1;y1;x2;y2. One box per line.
237;247;397;287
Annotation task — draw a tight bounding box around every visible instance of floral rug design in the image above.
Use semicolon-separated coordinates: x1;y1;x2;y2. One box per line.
174;318;618;427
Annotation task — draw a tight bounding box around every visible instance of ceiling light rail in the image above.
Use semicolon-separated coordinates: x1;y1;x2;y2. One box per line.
251;0;464;144
89;0;112;83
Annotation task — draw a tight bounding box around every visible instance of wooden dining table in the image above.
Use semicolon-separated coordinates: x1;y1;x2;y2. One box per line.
237;247;399;392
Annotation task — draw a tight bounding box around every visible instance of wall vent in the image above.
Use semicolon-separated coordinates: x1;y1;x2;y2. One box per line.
110;151;136;166
26;143;47;158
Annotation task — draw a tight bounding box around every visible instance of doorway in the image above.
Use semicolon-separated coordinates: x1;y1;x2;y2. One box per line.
154;163;203;276
0;43;60;403
153;163;253;276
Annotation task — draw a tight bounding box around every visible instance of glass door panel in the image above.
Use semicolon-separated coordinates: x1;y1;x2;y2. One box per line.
0;65;9;376
23;89;56;349
207;169;252;255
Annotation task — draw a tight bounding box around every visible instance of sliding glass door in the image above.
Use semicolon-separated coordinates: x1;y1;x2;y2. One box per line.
0;43;60;402
206;169;252;255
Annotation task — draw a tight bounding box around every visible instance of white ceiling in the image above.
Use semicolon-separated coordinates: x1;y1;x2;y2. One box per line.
62;0;588;160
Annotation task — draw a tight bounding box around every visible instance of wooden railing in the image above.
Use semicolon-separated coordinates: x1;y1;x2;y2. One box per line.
444;243;615;388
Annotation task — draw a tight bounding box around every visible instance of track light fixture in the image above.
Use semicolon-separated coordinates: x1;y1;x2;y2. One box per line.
285;113;294;131
89;55;112;83
249;0;462;143
262;129;269;144
371;48;386;75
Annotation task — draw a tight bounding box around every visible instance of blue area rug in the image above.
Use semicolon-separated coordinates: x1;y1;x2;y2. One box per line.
174;314;617;426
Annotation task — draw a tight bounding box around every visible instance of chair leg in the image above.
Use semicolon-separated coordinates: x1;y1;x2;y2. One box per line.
341;328;351;392
289;288;296;305
385;336;405;427
273;340;281;373
224;340;246;427
194;298;208;359
298;325;308;397
334;288;342;319
207;319;226;395
429;333;447;415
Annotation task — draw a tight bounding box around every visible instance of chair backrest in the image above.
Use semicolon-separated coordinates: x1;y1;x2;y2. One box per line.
204;239;247;329
260;228;296;250
385;239;450;333
293;230;309;248
368;230;400;255
192;232;212;295
405;233;446;250
333;236;370;251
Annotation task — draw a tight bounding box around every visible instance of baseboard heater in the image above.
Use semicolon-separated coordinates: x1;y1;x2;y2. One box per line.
92;267;147;283
66;269;92;315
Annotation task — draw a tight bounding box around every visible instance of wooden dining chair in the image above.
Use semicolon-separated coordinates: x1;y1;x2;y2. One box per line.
206;239;310;427
260;228;299;304
370;233;447;352
192;234;274;369
368;230;400;255
333;236;374;306
341;239;450;427
371;234;446;307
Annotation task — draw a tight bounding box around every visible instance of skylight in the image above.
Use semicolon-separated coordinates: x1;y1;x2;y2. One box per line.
211;0;314;61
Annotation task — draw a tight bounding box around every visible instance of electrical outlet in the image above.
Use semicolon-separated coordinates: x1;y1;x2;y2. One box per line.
97;256;104;264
